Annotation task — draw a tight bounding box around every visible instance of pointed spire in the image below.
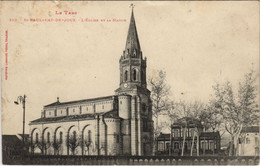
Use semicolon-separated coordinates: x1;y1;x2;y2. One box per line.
125;5;141;57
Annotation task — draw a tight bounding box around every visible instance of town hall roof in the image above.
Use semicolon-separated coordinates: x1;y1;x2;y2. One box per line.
172;117;203;128
241;126;259;133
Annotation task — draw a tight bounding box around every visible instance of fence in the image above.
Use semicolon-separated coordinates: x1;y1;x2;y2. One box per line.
3;155;260;165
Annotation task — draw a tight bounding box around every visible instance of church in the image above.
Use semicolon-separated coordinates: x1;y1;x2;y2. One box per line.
29;8;154;156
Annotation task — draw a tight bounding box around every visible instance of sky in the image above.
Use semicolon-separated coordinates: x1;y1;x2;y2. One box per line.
1;1;259;135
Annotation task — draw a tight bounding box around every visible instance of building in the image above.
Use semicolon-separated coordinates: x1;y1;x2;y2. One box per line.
156;117;221;156
238;126;260;156
29;8;154;156
200;132;221;155
2;134;29;163
156;133;170;155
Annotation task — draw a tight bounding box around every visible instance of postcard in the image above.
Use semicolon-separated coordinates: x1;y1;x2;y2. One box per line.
1;1;259;165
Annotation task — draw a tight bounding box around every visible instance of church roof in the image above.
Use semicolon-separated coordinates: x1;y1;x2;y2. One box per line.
29;110;120;124
125;9;141;55
44;95;115;108
30;114;95;124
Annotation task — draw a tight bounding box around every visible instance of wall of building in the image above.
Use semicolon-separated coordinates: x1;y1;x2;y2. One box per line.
43;99;114;118
238;132;260;156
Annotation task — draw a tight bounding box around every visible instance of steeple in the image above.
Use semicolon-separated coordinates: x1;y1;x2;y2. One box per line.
123;6;142;59
116;5;147;92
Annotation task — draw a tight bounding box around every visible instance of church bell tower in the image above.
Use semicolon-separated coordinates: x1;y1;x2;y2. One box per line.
115;6;153;156
116;7;147;93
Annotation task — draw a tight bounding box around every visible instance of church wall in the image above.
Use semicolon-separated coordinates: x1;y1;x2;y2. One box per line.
68;106;80;116
118;95;131;119
29;119;98;155
95;101;113;113
105;118;121;155
57;108;67;116
43;99;114;118
45;109;56;118
121;119;131;155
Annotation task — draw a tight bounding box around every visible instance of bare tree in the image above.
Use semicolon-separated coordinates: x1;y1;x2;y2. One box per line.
36;139;51;155
211;69;259;156
83;140;92;155
149;70;171;127
67;133;81;155
29;139;37;155
149;70;171;154
168;100;206;156
52;139;62;155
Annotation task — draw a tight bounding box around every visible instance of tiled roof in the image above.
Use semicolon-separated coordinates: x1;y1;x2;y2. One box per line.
172;117;203;128
2;135;22;146
30;114;96;124
241;126;259;133
157;133;170;141
200;132;220;138
44;95;115;107
30;110;119;124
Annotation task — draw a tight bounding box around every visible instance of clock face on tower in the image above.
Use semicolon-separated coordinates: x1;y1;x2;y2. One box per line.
123;83;128;88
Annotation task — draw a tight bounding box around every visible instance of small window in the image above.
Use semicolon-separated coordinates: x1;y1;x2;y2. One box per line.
133;69;137;81
73;131;77;141
87;107;88;111
124;71;128;81
158;142;164;151
255;137;259;146
47;132;50;143
60;132;63;143
49;112;51;115
120;101;122;104
73;109;75;112
102;105;104;109
116;135;120;143
36;133;39;143
60;110;62;114
88;130;92;142
246;137;250;144
174;142;179;149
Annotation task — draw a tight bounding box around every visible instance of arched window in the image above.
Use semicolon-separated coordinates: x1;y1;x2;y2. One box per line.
73;131;76;141
174;142;179;149
47;132;50;143
60;132;63;143
36;133;39;143
133;69;137;81
124;71;128;81
88;130;92;142
174;129;179;137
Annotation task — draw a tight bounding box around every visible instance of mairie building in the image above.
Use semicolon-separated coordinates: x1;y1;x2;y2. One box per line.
29;9;154;156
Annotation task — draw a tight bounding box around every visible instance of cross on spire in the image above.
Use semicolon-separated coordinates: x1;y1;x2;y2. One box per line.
130;3;135;10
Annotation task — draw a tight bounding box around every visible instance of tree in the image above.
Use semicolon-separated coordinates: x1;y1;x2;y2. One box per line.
29;138;37;155
167;100;205;156
149;70;171;127
211;69;259;156
149;70;171;154
67;132;81;155
83;139;92;155
52;139;62;155
36;139;51;155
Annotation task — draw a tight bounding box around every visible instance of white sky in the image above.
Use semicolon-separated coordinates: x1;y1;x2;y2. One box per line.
1;1;259;135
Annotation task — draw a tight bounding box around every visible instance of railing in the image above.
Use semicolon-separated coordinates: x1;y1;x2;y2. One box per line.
3;155;260;165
